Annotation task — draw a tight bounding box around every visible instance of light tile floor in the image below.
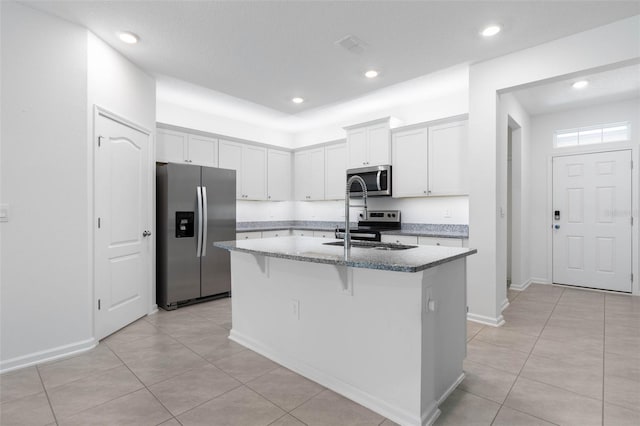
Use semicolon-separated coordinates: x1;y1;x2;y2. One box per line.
1;284;638;425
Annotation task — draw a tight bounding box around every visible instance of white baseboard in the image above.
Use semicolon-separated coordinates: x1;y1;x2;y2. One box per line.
509;279;533;291
148;304;158;315
500;298;510;312
437;372;465;405
467;312;505;327
0;337;97;374
530;277;551;285
230;330;436;426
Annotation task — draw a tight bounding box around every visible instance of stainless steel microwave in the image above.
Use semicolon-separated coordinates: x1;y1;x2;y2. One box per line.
346;165;391;197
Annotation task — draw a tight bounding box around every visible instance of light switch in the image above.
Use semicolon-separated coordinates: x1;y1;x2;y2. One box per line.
0;204;8;222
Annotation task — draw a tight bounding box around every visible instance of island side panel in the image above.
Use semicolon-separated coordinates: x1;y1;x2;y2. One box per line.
228;251;427;425
424;259;467;406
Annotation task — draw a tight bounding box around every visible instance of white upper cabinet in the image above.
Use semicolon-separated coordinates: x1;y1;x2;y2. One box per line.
219;139;267;200
294;147;325;200
392;127;429;197
156;128;186;163
392;119;468;198
218;140;243;198
428;121;468;196
267;149;292;201
156;128;218;167
345;119;391;169
187;134;218;167
324;143;347;200
367;122;392;166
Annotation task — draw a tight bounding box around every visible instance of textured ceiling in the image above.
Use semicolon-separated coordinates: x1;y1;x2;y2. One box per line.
24;1;640;114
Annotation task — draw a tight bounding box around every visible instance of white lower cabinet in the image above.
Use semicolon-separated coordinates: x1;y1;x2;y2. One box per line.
236;231;263;240
381;235;418;245
381;234;464;247
291;229;313;237
418;236;463;247
313;231;334;239
261;230;291;238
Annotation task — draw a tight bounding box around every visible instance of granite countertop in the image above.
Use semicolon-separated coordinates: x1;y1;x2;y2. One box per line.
214;236;476;273
236;221;469;238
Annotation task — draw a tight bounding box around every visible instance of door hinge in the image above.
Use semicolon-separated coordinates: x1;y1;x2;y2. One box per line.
98;217;101;228
98;136;104;147
632;217;634;226
98;299;101;310
631;273;634;283
631;160;634;170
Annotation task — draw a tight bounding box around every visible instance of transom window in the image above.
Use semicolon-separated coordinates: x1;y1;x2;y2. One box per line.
554;122;630;148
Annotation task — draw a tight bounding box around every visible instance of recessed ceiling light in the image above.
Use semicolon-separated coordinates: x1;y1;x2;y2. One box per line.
118;32;139;44
365;70;379;79
481;25;501;37
292;97;304;104
572;80;589;89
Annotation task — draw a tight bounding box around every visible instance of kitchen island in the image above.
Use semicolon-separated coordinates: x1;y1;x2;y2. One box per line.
214;236;476;426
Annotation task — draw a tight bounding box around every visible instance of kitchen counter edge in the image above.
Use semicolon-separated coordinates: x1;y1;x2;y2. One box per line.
214;236;477;273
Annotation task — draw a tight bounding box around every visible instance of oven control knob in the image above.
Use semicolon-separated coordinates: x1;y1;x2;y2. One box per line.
392;213;396;218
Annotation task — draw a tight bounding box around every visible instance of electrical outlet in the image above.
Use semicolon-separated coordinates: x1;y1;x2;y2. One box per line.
291;299;300;320
0;204;8;222
444;209;451;218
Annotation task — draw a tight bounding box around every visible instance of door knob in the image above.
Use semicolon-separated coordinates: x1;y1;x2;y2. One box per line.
554;225;560;230
143;230;152;237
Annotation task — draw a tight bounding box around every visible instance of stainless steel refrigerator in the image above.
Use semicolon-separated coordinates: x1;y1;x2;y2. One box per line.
156;163;236;310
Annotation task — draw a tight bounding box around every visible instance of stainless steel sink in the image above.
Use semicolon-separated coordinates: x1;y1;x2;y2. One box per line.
323;241;417;251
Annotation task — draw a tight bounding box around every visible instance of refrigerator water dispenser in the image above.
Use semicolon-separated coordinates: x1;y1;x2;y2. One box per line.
175;212;194;238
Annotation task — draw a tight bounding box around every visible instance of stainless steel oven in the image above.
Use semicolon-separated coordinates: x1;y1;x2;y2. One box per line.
335;210;401;242
346;165;391;197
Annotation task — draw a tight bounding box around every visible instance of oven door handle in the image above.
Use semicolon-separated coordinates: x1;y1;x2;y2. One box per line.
335;231;379;240
376;170;382;191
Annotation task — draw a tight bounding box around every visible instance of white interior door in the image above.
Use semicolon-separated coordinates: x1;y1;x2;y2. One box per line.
552;150;632;292
95;110;151;340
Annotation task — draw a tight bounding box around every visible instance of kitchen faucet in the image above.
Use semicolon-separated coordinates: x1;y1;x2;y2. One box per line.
344;175;368;260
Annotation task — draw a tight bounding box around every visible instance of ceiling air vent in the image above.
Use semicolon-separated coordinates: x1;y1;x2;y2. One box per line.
335;34;368;54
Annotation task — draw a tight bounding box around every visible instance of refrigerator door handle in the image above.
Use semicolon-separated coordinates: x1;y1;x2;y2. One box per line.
202;186;208;257
196;186;203;257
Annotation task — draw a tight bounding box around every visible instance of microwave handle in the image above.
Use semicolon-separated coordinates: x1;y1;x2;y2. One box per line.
376;170;382;191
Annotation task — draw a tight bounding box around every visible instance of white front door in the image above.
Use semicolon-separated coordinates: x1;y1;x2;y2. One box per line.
552;150;632;292
95;110;151;340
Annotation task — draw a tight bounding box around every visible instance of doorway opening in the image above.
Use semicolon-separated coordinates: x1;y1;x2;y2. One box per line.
507;117;522;291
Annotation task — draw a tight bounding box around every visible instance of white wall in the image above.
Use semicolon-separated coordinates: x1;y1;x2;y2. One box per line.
156;77;294;148
528;97;640;287
87;32;156;314
289;196;468;225
0;2;157;372
1;2;92;370
237;201;296;222
88;34;156;132
294;85;469;148
467;15;640;326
